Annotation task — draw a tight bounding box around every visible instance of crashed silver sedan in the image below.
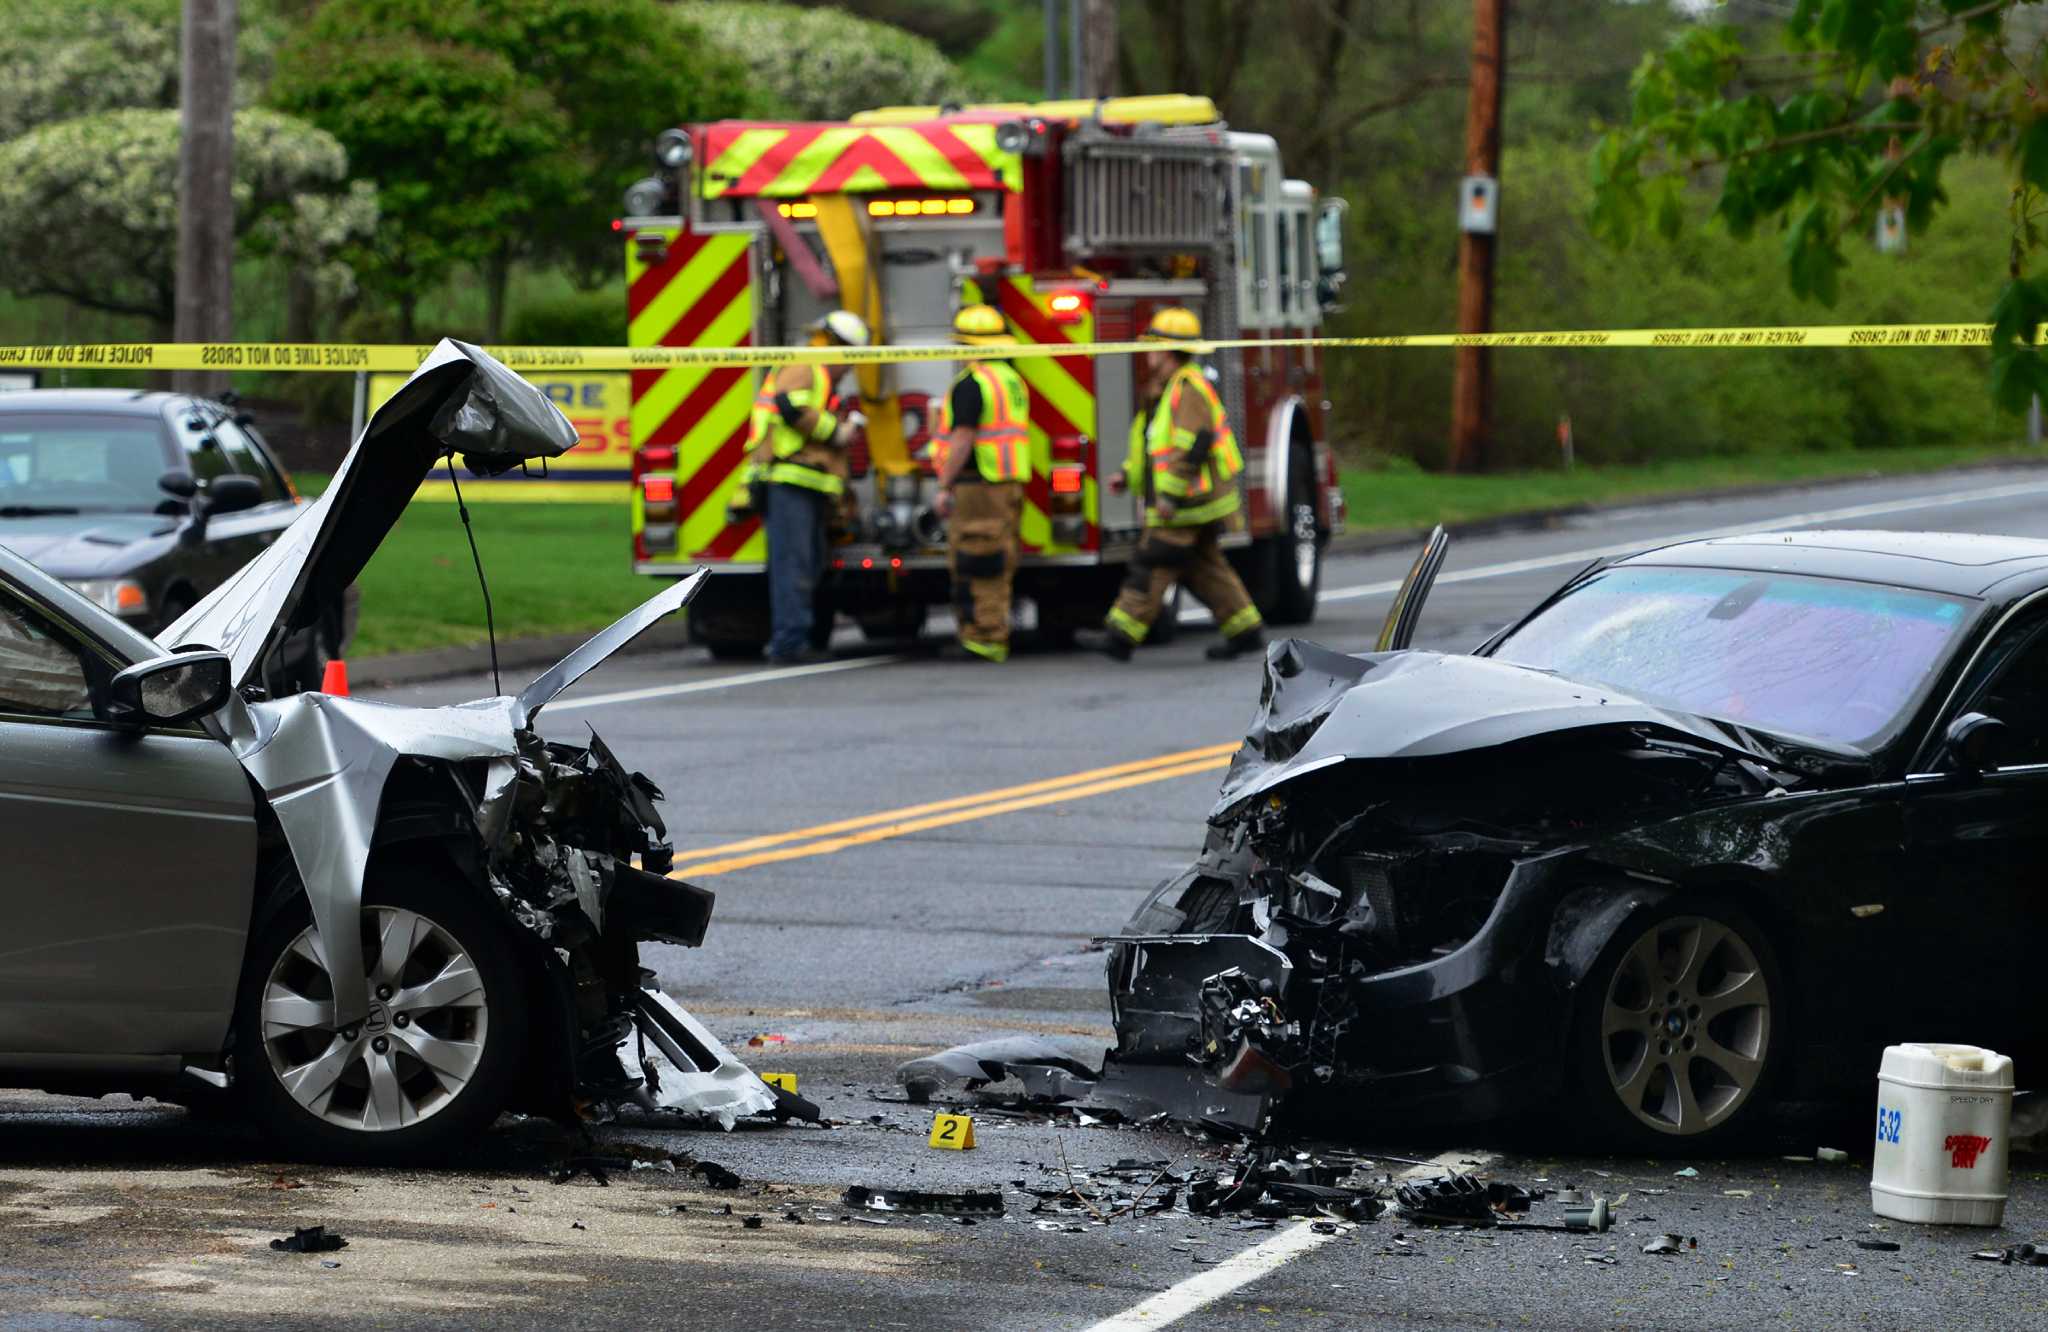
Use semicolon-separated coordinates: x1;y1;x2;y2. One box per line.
0;342;791;1159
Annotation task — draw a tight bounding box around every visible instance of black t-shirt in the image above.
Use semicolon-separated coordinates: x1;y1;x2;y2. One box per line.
949;374;984;430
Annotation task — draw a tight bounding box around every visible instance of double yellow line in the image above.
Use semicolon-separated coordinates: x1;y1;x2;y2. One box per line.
666;742;1238;880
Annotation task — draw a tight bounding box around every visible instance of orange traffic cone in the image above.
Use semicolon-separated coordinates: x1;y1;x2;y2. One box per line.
319;659;350;696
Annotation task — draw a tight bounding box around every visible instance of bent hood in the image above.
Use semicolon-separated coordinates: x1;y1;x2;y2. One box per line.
162;340;577;685
1213;641;1778;818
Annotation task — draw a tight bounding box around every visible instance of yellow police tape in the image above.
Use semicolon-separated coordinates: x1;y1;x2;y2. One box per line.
0;322;2002;373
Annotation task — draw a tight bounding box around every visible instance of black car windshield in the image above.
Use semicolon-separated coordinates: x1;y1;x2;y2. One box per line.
1489;565;1972;750
0;415;166;513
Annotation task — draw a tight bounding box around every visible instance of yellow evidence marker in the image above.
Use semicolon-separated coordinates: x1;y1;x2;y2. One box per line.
760;1072;797;1092
928;1113;976;1150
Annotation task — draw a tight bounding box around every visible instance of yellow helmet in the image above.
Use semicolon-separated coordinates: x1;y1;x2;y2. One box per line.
951;303;1013;346
1140;306;1202;341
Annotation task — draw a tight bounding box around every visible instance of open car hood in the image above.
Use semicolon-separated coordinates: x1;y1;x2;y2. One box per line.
161;340;578;686
1213;641;1782;818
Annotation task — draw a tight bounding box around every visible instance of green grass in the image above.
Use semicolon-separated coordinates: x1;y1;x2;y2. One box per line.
315;443;2040;659
348;499;647;657
1339;443;2039;535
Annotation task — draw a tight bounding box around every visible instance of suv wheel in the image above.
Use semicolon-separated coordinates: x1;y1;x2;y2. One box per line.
234;862;527;1161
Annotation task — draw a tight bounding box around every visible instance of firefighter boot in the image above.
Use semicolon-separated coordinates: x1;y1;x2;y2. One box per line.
1204;627;1266;661
1098;629;1136;662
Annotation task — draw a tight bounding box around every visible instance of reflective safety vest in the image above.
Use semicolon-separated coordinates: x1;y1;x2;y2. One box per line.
741;364;843;496
1125;363;1242;527
935;361;1031;483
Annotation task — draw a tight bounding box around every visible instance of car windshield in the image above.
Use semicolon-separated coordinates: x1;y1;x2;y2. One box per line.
1489;565;1972;750
0;415;166;513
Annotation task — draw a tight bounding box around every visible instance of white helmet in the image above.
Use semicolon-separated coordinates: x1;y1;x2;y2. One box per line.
812;310;871;348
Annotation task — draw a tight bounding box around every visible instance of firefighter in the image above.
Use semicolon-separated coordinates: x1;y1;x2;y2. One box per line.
731;310;870;664
932;303;1031;661
1101;307;1265;661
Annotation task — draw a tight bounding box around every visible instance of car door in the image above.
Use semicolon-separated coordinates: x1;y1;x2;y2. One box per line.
0;579;257;1057
1901;599;2048;1051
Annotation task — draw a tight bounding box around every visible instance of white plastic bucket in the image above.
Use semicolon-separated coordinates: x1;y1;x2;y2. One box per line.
1871;1043;2014;1227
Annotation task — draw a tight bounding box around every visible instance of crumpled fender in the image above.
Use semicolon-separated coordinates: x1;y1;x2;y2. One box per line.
222;580;707;1027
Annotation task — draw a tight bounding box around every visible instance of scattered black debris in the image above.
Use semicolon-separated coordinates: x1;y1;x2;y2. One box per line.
782;1209;806;1224
552;1156;629;1187
1394;1174;1493;1226
843;1186;1005;1217
669;1204;689;1215
1974;1243;2048;1266
1397;1175;1607;1234
1643;1234;1693;1255
692;1161;744;1190
270;1226;346;1254
1856;1239;1901;1253
571;1220;587;1231
1584;1254;1617;1266
742;1215;764;1230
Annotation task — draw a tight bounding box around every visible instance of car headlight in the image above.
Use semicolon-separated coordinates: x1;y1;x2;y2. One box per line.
66;578;149;616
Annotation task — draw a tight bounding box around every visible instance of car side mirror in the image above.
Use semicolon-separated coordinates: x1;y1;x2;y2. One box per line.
105;651;232;727
205;474;263;515
1944;711;2011;777
158;471;198;500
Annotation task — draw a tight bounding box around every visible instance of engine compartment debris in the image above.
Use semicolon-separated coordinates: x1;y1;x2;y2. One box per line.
270;1226;347;1254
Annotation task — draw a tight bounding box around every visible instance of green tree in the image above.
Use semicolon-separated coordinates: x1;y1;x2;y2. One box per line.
271;0;753;340
0;107;374;336
680;1;966;119
1591;0;2048;411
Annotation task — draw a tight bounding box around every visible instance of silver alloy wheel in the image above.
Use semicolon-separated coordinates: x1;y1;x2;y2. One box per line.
1291;499;1318;589
260;906;489;1132
1598;915;1770;1135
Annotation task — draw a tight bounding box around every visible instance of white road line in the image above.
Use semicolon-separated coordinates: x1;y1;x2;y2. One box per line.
1080;1147;1497;1331
1316;476;2048;606
548;653;904;711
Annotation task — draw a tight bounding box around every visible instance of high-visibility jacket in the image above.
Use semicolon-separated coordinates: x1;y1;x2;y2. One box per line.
934;361;1031;483
740;364;843;496
1124;362;1242;527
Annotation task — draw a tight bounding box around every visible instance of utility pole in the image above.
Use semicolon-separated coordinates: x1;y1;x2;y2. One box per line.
1080;0;1118;100
1448;0;1505;473
175;0;236;397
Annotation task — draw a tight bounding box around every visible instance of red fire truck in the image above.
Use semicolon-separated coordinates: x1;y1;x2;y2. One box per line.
619;94;1347;655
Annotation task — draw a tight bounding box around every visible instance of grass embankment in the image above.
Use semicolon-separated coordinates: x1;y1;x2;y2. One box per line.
1340;443;2037;535
315;443;2039;658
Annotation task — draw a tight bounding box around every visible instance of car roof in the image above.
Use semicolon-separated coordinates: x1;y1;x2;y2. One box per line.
0;388;196;418
1614;529;2048;599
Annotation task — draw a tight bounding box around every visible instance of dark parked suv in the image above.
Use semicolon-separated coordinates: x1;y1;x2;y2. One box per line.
0;389;349;689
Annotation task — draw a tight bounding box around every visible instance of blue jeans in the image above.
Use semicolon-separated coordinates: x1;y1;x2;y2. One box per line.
765;483;828;658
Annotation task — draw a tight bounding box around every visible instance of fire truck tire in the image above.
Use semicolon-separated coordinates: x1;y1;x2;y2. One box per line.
685;573;770;660
1144;585;1183;646
856;605;925;645
1252;447;1322;626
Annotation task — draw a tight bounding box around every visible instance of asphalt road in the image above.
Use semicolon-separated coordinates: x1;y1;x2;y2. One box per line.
11;467;2048;1330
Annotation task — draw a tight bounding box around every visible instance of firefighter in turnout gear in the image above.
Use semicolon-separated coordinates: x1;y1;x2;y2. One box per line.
1101;307;1265;661
731;310;869;663
933;304;1031;661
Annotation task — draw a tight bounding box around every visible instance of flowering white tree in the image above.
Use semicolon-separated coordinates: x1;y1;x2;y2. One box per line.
0;108;375;335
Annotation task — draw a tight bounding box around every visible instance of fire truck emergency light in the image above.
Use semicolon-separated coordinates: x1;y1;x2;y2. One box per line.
654;128;692;169
868;197;977;218
777;202;820;219
1046;291;1087;323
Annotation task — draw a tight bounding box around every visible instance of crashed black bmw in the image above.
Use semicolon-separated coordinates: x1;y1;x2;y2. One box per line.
1106;528;2048;1147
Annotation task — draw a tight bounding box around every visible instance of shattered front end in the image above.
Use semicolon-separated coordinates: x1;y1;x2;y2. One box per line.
1097;640;1795;1136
